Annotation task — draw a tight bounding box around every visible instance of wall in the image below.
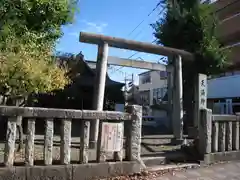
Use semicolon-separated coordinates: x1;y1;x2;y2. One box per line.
208;74;240;99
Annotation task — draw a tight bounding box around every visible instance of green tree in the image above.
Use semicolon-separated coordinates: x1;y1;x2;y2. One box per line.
0;34;70;99
0;0;78;150
151;0;229;127
0;0;79;98
0;0;78;45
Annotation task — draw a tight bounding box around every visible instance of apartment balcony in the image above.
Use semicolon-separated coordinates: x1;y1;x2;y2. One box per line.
217;12;240;44
212;0;240;45
227;43;240;64
204;0;240;67
213;0;240;20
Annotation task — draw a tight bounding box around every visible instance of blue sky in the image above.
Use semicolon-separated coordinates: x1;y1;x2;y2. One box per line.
56;0;166;84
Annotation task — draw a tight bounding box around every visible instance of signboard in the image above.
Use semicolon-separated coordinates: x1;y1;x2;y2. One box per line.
198;74;207;109
193;73;207;131
101;122;123;152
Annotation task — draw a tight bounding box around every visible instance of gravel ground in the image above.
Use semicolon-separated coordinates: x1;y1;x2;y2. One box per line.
0;134;186;164
100;165;200;180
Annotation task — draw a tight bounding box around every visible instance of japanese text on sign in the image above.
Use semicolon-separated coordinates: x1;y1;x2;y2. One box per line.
198;74;207;109
101;122;123;152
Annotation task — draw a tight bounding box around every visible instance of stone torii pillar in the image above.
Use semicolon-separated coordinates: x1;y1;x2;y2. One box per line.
167;59;173;133
167;55;183;141
90;42;109;148
172;55;184;140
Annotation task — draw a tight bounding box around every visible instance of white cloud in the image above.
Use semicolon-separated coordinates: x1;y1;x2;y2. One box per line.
67;20;108;38
80;20;108;33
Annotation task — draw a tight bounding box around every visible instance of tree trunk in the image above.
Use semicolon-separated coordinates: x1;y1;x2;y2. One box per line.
183;71;196;134
183;84;194;127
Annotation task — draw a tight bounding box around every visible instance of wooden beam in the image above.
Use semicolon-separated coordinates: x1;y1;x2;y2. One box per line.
79;32;194;60
107;56;167;71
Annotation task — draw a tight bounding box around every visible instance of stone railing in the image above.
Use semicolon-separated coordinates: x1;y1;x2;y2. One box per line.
0;105;142;167
199;109;240;164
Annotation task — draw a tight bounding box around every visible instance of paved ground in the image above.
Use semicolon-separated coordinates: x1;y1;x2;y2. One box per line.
158;161;240;180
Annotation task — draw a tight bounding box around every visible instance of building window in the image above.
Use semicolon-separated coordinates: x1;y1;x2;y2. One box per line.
139;90;150;106
159;71;168;80
162;87;167;97
140;73;151;84
153;87;167;104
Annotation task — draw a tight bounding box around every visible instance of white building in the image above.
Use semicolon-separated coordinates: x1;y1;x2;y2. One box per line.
208;73;240;99
208;73;240;114
138;68;240;115
138;70;168;107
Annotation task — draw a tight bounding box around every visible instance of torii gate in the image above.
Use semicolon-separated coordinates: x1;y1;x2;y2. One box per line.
79;32;194;148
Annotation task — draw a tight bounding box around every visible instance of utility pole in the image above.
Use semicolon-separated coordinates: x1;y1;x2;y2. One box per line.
131;73;134;103
124;73;128;107
124;73;134;106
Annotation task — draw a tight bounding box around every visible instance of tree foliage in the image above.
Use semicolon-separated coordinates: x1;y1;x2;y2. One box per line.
0;0;79;99
151;0;229;126
151;0;228;75
0;34;69;97
0;0;78;45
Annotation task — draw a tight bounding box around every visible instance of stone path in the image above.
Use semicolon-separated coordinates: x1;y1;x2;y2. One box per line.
158;161;240;180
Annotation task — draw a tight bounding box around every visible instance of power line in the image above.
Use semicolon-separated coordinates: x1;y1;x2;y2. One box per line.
127;2;162;37
110;37;160;75
124;0;238;61
126;39;158;61
109;3;165;76
134;5;166;39
124;7;165;60
109;4;162;75
111;0;237;75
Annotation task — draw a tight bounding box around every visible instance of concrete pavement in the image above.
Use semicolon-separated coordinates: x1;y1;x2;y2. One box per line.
158;161;240;180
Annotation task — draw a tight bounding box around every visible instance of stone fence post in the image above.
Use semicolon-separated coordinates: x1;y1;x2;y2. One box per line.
125;105;142;161
199;108;212;157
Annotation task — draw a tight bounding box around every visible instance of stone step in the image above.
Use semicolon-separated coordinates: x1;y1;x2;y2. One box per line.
142;156;167;166
142;152;187;167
